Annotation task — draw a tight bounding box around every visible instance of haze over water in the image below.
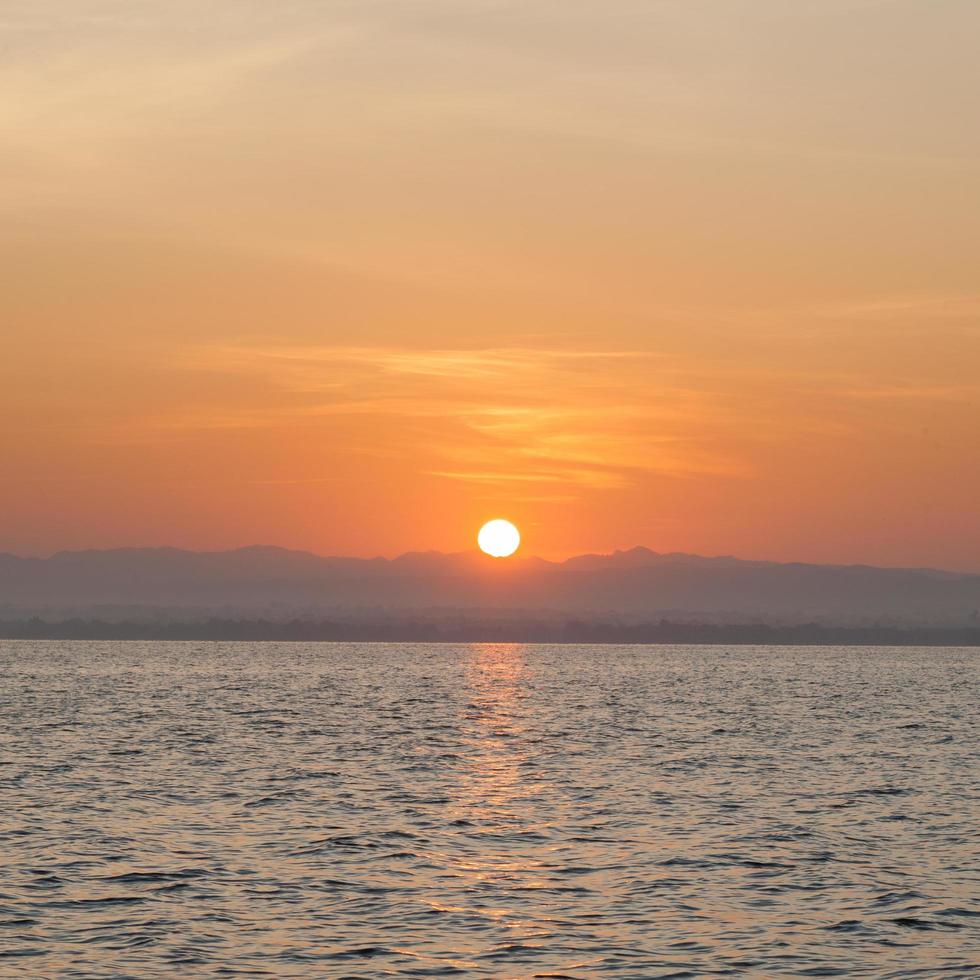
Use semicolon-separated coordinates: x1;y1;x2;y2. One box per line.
1;641;977;977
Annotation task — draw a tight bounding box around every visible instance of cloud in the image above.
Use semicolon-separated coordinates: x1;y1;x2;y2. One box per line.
157;342;743;491
813;294;980;323
837;384;977;402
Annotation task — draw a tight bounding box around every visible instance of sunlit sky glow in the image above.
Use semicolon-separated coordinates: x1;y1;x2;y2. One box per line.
2;1;978;567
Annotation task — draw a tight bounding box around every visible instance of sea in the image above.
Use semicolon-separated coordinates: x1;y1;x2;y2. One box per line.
0;641;977;978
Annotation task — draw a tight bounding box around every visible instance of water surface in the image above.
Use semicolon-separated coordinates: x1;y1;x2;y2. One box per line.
0;641;977;977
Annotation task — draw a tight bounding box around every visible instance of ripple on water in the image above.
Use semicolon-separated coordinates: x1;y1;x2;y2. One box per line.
0;641;977;978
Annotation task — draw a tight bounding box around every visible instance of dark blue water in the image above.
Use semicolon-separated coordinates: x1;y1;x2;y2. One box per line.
0;641;977;977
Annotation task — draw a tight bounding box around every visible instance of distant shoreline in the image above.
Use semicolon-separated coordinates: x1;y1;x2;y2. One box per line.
2;619;978;646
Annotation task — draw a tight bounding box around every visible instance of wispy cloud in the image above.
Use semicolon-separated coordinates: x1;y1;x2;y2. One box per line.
154;343;742;491
813;294;980;323
103;339;976;499
837;384;977;402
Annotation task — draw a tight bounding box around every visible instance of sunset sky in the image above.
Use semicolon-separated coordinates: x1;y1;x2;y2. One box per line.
3;1;979;568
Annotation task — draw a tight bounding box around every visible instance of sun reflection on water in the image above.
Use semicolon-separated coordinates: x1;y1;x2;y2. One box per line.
458;643;533;810
440;645;557;933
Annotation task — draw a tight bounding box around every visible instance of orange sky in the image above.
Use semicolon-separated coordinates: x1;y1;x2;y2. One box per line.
2;1;979;568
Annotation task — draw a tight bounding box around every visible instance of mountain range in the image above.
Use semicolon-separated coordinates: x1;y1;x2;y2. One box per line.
2;546;978;627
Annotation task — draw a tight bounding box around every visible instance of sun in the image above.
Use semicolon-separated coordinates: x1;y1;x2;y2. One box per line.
478;519;521;558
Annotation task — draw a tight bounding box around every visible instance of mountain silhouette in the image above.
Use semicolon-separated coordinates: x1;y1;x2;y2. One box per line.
1;546;978;626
